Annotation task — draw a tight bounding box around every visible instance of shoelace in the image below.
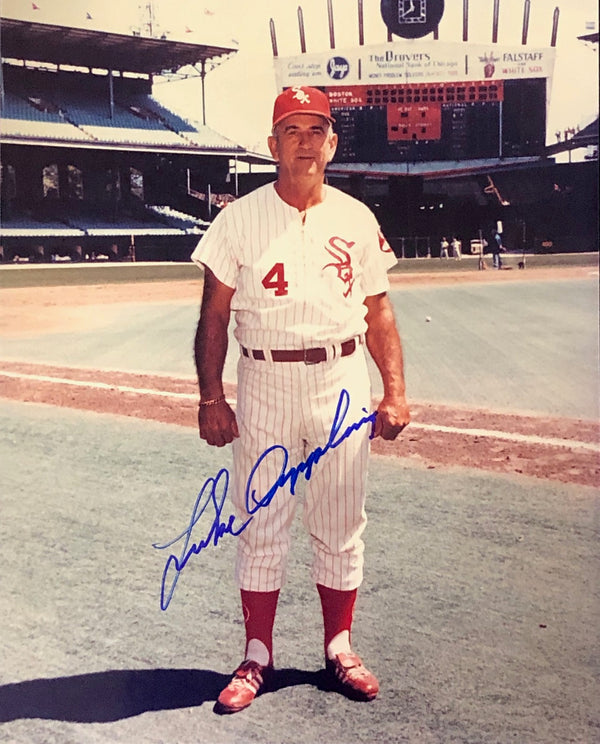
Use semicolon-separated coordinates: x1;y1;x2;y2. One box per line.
232;663;263;691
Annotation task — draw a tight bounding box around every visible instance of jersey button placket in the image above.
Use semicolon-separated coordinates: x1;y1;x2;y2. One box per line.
299;211;309;343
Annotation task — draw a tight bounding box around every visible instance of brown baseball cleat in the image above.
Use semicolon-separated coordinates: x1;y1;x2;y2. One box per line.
214;660;272;714
325;652;379;701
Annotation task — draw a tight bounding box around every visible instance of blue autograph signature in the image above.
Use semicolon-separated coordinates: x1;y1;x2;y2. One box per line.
153;389;377;610
153;468;252;611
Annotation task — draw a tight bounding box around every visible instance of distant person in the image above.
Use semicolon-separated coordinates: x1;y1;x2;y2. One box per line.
439;236;449;259
492;231;503;269
477;235;488;270
450;237;462;261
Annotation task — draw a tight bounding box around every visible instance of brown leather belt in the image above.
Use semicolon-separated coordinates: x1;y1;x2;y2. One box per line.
241;337;359;365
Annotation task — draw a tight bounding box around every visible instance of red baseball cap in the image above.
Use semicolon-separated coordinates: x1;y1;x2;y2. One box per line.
272;86;335;130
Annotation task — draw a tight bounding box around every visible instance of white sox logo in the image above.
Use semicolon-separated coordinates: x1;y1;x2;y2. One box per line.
291;86;311;105
323;237;354;297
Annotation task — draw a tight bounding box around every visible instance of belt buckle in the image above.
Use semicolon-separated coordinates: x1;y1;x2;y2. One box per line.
303;347;321;365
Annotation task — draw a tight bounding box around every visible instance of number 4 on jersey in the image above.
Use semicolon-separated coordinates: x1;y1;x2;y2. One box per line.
261;262;289;296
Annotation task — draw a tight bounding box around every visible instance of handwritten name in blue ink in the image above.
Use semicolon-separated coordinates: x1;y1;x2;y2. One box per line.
154;389;377;610
245;389;377;513
152;468;251;611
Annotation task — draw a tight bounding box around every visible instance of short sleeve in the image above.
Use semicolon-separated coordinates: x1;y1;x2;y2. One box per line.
360;215;398;297
190;208;238;289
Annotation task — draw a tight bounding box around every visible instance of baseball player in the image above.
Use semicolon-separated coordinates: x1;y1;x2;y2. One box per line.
451;236;462;261
440;236;450;259
192;85;410;714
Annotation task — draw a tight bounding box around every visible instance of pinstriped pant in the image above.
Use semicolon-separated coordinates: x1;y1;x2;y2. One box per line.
231;348;372;592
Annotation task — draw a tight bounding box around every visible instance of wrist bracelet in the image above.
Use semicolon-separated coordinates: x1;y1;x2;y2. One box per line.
199;394;226;407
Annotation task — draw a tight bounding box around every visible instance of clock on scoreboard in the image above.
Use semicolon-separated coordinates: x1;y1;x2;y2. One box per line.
381;0;445;39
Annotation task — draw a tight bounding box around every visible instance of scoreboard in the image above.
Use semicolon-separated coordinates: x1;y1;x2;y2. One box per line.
274;41;553;164
327;77;546;162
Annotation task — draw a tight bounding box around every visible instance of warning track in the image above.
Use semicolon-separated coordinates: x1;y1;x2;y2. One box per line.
1;360;598;488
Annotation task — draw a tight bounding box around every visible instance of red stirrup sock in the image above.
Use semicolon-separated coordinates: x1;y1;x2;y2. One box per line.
317;584;358;659
240;589;280;666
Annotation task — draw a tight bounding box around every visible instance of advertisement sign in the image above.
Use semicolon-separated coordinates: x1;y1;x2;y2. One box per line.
273;40;555;89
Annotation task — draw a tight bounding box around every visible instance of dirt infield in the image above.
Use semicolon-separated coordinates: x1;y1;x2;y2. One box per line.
0;361;597;487
1;263;598;488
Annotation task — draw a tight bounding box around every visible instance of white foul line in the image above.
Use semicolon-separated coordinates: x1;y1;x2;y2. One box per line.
1;369;598;454
0;369;197;400
409;422;599;454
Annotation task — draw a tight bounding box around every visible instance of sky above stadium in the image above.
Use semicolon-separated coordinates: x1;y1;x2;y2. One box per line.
3;0;598;152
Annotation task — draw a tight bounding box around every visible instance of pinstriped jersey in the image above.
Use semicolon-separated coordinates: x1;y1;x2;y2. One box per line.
191;183;397;350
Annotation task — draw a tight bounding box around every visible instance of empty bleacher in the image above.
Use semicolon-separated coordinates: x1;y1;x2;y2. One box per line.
146;205;210;233
1;65;206;149
2;89;64;122
1;117;95;142
0;215;85;237
127;94;198;132
1;42;245;262
67;211;185;236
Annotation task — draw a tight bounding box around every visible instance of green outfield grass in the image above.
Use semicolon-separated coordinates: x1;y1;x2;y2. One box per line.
0;261;197;288
389;251;599;273
0;252;597;288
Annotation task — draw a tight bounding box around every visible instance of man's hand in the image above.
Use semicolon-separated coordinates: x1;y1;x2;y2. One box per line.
372;395;410;440
364;292;410;440
198;400;240;447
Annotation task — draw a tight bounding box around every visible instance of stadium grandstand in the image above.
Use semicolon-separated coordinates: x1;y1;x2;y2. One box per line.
1;9;597;263
0;16;271;263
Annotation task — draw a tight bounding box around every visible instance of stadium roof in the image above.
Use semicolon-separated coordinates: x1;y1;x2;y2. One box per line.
326;156;544;180
0;17;237;75
0;120;247;155
577;31;599;44
545;118;598;157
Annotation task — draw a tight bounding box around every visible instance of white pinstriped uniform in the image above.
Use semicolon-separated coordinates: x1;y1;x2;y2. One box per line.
191;182;397;592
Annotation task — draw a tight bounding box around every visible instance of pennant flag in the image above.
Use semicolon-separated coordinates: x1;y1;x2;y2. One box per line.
185;26;193;33
32;2;40;9
86;12;93;19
